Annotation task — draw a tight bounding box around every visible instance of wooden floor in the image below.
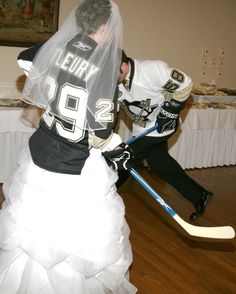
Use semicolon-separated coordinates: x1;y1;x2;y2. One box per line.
118;165;236;294
0;165;236;293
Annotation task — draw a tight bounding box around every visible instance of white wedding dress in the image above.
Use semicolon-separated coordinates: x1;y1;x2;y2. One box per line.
0;145;137;294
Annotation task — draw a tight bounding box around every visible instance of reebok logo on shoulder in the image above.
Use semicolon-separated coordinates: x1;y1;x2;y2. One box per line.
73;41;92;51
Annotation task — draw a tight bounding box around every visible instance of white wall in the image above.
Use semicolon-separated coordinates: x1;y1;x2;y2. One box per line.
117;0;236;88
0;0;235;89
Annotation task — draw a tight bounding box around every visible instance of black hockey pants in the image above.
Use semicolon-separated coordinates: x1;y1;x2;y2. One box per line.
117;136;207;205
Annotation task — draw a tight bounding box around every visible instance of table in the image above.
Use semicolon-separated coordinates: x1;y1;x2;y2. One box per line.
0;105;235;183
168;107;236;169
0;106;40;183
118;107;236;169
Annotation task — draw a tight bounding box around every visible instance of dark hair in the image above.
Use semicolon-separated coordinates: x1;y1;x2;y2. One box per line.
121;50;131;64
76;0;111;35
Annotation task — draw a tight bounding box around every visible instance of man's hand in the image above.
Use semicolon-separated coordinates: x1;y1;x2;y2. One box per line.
156;99;184;134
102;143;133;170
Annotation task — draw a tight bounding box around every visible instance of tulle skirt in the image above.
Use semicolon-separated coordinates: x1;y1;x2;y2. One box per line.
0;145;137;294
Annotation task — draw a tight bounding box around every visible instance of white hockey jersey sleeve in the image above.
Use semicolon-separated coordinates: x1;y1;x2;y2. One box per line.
142;60;193;102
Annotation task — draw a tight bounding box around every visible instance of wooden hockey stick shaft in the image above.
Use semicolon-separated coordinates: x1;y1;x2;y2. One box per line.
129;167;235;239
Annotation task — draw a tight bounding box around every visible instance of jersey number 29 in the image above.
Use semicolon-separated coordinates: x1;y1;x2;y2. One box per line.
42;76;113;142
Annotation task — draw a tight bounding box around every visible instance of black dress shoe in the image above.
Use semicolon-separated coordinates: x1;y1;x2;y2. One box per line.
190;191;213;221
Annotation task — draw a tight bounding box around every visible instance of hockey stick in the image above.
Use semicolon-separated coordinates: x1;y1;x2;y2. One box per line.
126;124;158;145
124;124;235;238
129;168;235;239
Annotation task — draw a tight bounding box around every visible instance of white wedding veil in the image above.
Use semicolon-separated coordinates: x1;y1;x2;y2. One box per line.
22;0;123;131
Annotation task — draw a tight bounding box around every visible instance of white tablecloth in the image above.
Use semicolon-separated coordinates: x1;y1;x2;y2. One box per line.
168;108;236;169
0;107;40;183
118;107;236;169
0;107;235;183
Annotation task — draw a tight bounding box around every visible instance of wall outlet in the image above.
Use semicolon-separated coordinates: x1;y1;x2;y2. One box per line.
216;48;225;78
200;48;225;81
201;48;209;78
201;48;209;65
217;48;225;65
218;48;225;58
202;48;209;57
210;57;216;67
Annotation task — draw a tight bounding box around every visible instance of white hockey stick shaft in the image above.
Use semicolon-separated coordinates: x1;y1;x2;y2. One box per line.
129;168;235;239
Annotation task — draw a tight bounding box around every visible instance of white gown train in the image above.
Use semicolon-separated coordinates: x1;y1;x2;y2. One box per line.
0;146;137;294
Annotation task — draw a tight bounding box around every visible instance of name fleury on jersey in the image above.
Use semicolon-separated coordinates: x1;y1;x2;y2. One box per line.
55;48;99;82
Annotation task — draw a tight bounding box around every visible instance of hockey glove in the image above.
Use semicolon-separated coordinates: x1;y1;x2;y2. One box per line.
102;143;133;171
156;99;185;134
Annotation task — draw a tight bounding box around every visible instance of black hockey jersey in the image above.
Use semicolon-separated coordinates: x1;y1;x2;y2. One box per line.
18;34;118;174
